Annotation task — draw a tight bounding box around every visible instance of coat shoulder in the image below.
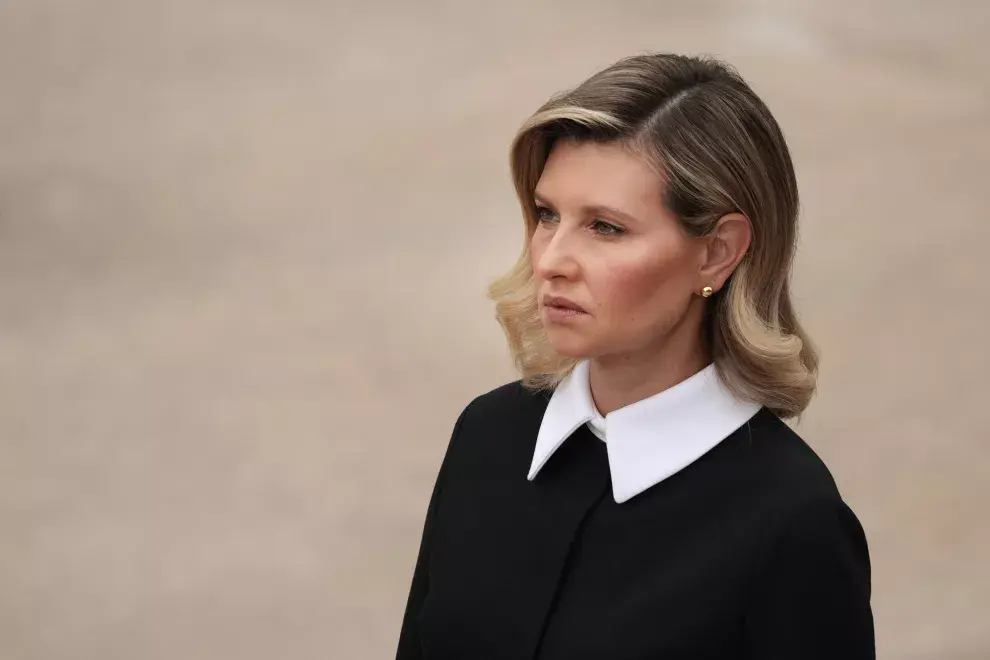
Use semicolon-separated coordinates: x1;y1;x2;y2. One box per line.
462;379;551;424
739;410;849;509
443;379;551;471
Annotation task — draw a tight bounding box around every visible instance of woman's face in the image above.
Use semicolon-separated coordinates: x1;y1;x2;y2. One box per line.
530;139;706;359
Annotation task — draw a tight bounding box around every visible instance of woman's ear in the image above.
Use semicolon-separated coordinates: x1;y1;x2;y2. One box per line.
698;212;752;292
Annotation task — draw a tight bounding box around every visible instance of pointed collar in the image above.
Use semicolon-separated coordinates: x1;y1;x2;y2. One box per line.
528;360;761;503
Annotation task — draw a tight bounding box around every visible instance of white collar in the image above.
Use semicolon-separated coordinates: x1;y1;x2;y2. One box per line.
527;360;761;503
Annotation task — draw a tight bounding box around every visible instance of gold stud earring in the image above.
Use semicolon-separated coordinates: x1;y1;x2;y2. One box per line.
701;286;714;298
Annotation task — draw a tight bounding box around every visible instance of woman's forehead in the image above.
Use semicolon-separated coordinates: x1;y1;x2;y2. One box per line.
536;140;666;214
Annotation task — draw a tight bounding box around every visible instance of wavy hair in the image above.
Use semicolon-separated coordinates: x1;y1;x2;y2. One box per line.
487;53;818;418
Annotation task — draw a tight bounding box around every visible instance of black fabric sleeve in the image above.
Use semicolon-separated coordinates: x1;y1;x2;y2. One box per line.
744;497;875;659
395;402;471;660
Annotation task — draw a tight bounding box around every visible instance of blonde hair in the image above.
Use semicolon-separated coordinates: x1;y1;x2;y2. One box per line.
488;53;818;419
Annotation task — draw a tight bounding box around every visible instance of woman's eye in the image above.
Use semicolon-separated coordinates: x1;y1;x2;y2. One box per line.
535;205;558;223
592;220;624;236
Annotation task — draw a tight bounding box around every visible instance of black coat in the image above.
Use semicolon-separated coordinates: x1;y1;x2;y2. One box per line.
396;380;875;659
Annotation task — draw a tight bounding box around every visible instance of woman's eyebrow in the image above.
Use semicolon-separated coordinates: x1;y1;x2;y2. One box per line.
534;191;641;224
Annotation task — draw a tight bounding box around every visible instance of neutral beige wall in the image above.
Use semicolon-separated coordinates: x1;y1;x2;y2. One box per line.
1;1;987;658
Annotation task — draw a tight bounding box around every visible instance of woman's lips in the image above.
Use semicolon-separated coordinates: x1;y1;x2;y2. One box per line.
542;295;587;313
544;304;587;323
542;296;589;323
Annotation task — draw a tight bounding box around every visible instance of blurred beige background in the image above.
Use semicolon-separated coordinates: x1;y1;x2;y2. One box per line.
1;0;987;658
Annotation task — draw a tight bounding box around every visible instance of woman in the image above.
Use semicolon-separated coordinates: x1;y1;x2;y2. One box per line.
396;53;874;659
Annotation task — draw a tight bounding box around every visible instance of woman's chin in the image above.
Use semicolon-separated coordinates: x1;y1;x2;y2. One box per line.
546;332;595;359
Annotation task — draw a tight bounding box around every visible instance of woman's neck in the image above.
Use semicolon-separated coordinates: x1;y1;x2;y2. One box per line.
587;317;710;416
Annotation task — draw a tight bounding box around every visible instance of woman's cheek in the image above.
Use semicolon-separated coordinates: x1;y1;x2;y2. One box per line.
605;259;656;306
593;266;641;326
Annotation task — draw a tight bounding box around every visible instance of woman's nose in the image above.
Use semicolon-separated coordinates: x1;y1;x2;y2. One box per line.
533;226;580;281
